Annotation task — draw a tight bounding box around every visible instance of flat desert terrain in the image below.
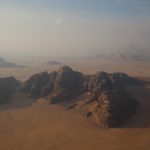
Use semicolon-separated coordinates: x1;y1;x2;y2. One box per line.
0;58;150;150
0;58;150;81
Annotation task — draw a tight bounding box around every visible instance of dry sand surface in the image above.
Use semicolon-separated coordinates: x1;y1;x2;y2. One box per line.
0;59;150;150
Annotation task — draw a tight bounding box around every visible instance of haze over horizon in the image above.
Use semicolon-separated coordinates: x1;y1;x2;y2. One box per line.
0;0;150;57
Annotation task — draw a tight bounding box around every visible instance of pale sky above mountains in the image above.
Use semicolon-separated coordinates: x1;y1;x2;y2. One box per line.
0;0;150;57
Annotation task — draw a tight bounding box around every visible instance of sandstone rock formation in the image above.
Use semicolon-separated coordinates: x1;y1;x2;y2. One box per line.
22;66;85;103
92;90;137;128
0;77;20;104
22;66;140;127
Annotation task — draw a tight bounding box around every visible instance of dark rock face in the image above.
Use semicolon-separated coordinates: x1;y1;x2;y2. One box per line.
84;72;139;128
22;66;140;127
0;77;20;105
48;67;85;103
22;72;50;98
112;72;140;86
87;72;114;100
93;90;138;128
22;66;85;103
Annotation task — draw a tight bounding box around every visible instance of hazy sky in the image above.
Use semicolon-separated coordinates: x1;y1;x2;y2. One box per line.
0;0;150;57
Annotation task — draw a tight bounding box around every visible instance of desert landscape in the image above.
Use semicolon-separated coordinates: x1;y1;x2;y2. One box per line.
0;58;150;150
0;0;150;149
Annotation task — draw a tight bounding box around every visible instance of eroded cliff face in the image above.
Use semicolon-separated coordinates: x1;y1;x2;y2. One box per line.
22;66;86;103
0;77;20;104
22;66;140;127
92;90;138;128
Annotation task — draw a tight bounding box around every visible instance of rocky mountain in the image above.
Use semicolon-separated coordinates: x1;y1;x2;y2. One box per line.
0;57;25;68
92;89;137;127
22;66;85;103
22;66;140;128
0;77;20;104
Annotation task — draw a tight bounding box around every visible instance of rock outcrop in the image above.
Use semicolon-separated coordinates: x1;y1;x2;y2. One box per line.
0;77;20;104
22;66;85;103
92;90;137;128
22;66;140;127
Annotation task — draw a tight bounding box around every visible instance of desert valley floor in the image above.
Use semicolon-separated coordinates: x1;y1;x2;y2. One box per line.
0;59;150;150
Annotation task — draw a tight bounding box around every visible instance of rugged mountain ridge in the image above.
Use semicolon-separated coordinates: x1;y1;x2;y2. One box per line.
22;66;86;103
22;66;140;127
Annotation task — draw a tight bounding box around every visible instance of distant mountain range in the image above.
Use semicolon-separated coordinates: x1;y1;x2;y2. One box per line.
0;57;25;68
92;51;150;61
